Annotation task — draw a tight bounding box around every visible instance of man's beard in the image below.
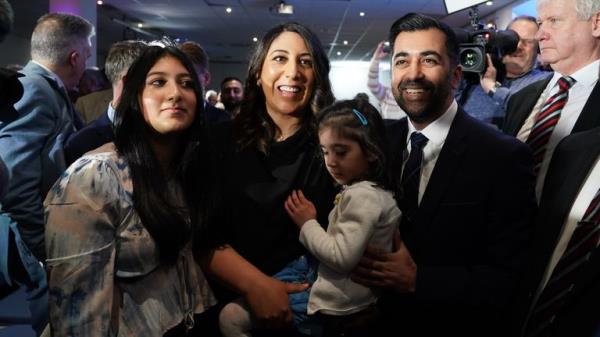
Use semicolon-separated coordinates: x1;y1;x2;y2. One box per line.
224;100;242;111
393;77;452;124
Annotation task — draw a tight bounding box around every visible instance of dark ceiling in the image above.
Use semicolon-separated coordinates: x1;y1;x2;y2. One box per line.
9;0;522;65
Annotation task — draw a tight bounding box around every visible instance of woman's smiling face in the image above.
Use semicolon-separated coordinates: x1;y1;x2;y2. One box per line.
258;31;315;118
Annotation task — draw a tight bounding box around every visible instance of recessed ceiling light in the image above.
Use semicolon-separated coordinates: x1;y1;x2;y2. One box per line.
226;7;232;13
253;37;258;42
336;51;342;56
97;0;103;5
486;1;493;5
343;40;348;45
359;12;365;17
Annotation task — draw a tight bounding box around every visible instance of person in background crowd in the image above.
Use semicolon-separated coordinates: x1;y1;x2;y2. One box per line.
206;89;219;106
77;68;110;96
351;13;536;337
74;68;112;124
179;41;230;124
64;40;148;166
200;21;337;336
220;76;244;117
503;0;600;200
456;15;551;128
367;41;406;120
0;12;94;335
45;45;216;337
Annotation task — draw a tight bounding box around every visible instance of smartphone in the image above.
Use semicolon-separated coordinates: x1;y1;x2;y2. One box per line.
382;41;391;54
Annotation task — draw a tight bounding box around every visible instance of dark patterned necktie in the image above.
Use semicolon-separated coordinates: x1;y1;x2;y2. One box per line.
399;132;428;228
525;76;576;176
525;187;600;337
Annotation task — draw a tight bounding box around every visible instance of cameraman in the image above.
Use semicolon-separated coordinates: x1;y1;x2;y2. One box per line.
456;16;551;128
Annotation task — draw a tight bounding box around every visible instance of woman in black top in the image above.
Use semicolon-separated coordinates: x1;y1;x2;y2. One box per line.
201;22;337;334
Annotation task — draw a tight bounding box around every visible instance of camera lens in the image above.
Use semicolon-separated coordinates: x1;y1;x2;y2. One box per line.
460;49;480;67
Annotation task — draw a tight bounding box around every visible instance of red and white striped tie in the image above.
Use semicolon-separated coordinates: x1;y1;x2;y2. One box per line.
525;76;576;176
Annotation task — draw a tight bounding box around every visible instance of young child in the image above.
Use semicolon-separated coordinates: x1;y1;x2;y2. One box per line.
218;96;401;337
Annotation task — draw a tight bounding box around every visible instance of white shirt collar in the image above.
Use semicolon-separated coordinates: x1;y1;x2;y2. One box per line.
407;99;458;146
549;59;600;90
107;102;116;123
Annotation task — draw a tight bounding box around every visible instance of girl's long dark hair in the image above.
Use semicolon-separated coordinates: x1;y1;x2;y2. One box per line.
114;45;209;263
234;22;335;153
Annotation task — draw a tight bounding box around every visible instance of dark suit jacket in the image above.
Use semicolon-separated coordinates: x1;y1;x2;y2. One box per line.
503;77;600;136
74;89;112;125
205;101;231;124
379;110;537;337
64;111;113;166
510;127;600;337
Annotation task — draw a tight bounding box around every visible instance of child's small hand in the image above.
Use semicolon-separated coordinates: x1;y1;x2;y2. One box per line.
284;190;317;228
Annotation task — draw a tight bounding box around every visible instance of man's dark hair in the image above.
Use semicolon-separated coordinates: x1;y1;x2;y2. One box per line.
220;76;243;91
388;13;459;67
0;0;14;43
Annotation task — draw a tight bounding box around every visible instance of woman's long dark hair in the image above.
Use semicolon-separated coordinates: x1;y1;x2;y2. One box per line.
114;45;209;263
235;22;335;153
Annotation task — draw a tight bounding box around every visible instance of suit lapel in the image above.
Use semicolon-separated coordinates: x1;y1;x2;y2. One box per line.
416;110;469;238
528;128;600;303
386;119;409;199
562;131;600;304
504;77;551;136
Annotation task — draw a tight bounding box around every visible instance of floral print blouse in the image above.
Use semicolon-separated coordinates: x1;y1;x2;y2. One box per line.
44;143;215;337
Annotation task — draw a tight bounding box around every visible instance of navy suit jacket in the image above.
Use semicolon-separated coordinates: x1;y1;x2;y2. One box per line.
511;127;600;337
64;110;113;166
380;110;537;336
503;77;600;136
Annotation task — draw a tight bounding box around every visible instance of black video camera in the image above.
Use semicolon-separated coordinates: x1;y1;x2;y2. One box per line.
457;6;519;77
458;28;519;74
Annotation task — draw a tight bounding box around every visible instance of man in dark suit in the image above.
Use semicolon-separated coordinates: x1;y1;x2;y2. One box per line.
178;41;231;124
64;40;147;165
503;0;600;199
510;127;600;337
351;13;537;336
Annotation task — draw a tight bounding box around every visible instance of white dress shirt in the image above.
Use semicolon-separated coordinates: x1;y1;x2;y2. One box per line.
517;60;600;200
405;100;458;204
107;102;116;123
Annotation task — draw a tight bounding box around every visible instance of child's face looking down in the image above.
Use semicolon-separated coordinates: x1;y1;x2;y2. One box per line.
319;127;374;185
